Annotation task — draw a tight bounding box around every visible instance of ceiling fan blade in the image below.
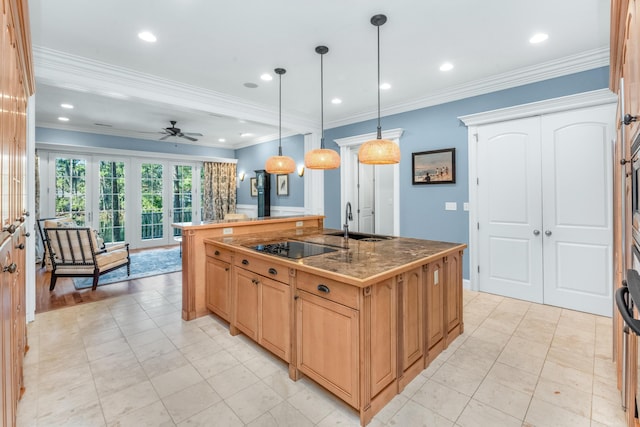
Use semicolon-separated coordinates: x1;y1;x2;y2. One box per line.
184;132;203;136
159;134;171;141
181;135;198;142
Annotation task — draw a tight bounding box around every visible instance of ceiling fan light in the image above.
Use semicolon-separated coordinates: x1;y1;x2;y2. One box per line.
305;148;340;169
265;155;296;174
358;138;400;165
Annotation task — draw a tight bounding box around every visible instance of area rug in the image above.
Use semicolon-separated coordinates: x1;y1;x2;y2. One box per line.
73;246;182;289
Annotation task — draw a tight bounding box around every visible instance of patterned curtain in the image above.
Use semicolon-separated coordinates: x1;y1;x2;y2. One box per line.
202;162;237;221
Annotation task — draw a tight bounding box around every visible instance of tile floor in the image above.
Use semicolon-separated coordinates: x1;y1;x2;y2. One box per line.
17;283;628;426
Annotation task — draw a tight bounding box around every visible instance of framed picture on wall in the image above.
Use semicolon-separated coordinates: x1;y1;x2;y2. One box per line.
250;177;258;196
412;148;456;185
276;174;289;196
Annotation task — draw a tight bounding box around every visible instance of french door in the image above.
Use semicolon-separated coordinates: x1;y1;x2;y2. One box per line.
44;152;200;249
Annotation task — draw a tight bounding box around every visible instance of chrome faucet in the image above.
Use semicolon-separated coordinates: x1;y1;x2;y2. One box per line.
344;202;353;238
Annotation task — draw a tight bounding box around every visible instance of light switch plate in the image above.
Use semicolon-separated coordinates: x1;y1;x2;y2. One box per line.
445;202;457;211
222;227;233;235
463;202;469;211
296;221;303;227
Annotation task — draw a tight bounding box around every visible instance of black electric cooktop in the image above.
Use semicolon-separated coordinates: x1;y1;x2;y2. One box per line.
251;241;337;259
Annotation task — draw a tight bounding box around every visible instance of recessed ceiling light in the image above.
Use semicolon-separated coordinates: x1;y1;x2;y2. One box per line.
58;117;69;122
529;33;548;44
60;103;74;109
439;62;454;72
218;138;226;143
240;133;253;137
380;83;391;90
138;31;157;43
331;98;342;105
260;74;273;81
244;82;258;88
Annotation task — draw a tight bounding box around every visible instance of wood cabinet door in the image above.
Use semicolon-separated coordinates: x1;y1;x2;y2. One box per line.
624;0;640;140
401;267;423;371
259;276;290;362
370;278;397;397
426;260;444;352
234;268;259;340
446;251;462;334
1;240;14;427
205;257;231;321
296;290;359;408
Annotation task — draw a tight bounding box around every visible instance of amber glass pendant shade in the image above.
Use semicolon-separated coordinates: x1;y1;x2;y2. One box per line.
265;67;295;174
358;14;400;165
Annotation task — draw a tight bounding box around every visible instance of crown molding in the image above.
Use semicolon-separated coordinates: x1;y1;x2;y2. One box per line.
33;46;316;134
458;88;617;126
326;47;610;129
334;128;404;148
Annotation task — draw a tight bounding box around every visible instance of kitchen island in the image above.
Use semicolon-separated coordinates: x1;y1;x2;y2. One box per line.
203;228;466;426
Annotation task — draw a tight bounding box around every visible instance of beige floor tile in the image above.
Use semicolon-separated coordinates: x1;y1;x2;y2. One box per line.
191;349;240;378
473;378;532;420
485;362;538;395
150;364;204;398
81;325;124;348
140;349;190;378
591;395;628;427
99;380;160;423
370;393;408;424
266;401;314;427
262;369;308;400
207;364;261;399
429;361;485;396
445;347;495;377
504;334;550;359
533;378;592;418
176;400;243;427
399;369;428;398
178;338;223;362
37;378;100;420
286;381;343;424
497;346;546;377
226;339;263;363
546;346;594;374
592;371;620;404
225;381;283;424
118;318;158;337
36;401;106;427
411;379;470;421
456;398;522;427
539;359;593;392
131;337;177;362
162;380;221;423
125;328;167;348
389;399;453;427
243;352;286;379
107;400;175;427
523;397;590;427
93;359;148;398
85;337;131;362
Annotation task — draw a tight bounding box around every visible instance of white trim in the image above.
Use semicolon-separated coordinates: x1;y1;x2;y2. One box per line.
327;48;610;129
236;204;306;219
463;91;618;293
303;133;325;215
35;141;237;163
334;129;403;236
26;95;36;323
459;89;617;126
463;279;471;291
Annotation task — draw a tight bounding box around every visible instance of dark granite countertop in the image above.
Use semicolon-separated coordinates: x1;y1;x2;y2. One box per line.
204;229;466;287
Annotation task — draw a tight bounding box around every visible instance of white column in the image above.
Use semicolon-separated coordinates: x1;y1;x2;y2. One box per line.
303;133;325;215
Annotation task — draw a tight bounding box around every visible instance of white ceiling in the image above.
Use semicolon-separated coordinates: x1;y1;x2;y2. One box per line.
28;0;611;149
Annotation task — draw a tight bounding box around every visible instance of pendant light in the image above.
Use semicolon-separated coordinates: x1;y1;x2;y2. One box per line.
304;46;341;170
265;68;296;174
358;14;400;165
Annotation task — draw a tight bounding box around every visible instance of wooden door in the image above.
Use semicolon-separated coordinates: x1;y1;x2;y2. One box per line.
296;290;359;408
233;268;259;340
401;267;423;370
259;276;290;362
477;116;544;303
540;105;615;316
370;279;397;397
624;0;640;141
205;257;231;321
426;260;445;355
1;240;14;427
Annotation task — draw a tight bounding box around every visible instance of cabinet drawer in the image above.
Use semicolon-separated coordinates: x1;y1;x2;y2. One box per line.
296;271;359;309
205;243;232;262
234;253;289;283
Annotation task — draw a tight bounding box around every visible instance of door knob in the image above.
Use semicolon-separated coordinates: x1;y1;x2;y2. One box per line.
545;230;552;236
533;230;540;236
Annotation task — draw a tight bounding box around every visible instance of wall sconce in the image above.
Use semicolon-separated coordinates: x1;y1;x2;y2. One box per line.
297;165;305;177
239;171;246;181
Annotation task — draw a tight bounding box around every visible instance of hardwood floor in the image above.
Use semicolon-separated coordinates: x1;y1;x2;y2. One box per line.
36;247;182;313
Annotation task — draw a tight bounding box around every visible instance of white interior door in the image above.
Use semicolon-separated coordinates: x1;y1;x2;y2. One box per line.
477;117;544;303
540;105;615;316
358;162;375;233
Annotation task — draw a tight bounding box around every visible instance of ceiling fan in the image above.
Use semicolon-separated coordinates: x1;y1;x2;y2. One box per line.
159;120;203;142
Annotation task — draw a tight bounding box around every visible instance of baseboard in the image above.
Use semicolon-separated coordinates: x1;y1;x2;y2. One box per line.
463;279;471;290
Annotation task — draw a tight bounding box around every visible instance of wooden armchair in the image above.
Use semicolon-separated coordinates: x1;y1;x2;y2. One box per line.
43;225;130;291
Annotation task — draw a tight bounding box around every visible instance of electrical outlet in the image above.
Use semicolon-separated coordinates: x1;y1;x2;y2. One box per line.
296;221;303;227
222;228;233;235
445;202;457;211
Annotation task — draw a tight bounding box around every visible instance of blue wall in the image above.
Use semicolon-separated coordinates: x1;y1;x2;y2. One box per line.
36;127;236;158
322;66;611;280
235;134;305;207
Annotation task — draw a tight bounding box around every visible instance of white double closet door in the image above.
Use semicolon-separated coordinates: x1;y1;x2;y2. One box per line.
476;104;615;316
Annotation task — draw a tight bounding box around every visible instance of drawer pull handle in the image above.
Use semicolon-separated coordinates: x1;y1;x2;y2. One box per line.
317;284;330;293
242;259;249;265
268;268;278;275
252;278;259;285
3;224;16;234
214;250;220;256
15;243;24;250
225;267;229;272
3;263;17;274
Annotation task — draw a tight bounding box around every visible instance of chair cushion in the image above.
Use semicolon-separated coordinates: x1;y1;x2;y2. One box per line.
44;218;103;255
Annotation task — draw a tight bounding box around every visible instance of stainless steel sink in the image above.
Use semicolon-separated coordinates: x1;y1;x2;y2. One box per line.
324;231;394;242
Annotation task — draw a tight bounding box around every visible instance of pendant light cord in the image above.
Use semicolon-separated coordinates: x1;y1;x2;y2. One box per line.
278;71;283;156
376;24;382;140
320;52;325;149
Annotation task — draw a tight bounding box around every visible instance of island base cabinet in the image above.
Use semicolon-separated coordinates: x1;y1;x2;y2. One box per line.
205;257;231;322
426;259;445;364
445;251;464;344
233;267;291;362
296;290;359;408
